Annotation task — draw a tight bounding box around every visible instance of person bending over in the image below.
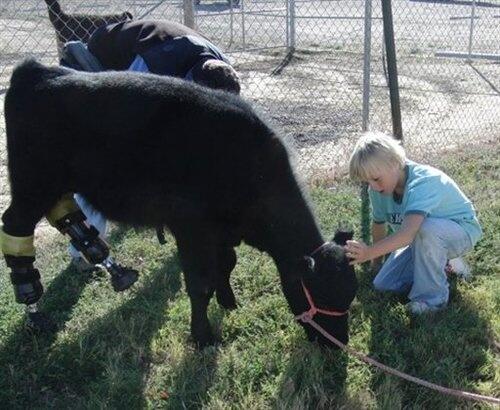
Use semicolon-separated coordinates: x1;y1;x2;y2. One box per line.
87;18;240;93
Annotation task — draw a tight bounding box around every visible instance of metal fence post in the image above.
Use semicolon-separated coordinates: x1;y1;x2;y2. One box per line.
361;0;373;246
289;0;296;51
381;0;403;141
242;0;246;51
362;0;372;133
286;0;290;47
229;0;234;48
183;0;195;29
468;0;477;60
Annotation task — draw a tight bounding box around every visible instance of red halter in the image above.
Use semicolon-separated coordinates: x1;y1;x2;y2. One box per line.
295;281;348;323
295;242;348;323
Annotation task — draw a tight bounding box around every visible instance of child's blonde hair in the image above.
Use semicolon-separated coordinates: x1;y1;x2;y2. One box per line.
349;132;406;181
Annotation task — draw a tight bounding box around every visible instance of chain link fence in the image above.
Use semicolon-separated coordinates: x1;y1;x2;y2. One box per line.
1;0;499;214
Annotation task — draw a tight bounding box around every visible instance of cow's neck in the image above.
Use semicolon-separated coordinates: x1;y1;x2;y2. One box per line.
252;188;323;316
241;137;324;314
248;177;324;268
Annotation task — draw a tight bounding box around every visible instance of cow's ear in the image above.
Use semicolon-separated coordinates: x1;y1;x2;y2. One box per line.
332;230;353;246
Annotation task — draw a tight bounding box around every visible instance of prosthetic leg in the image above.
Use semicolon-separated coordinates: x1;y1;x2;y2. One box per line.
1;194;138;332
0;229;55;331
45;194;139;292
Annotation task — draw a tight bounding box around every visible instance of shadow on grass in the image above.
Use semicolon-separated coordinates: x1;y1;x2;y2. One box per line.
274;344;351;408
166;346;220;408
356;270;495;409
0;254;187;408
0;263;91;407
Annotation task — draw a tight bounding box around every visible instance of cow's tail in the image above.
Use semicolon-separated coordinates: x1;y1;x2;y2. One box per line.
44;0;62;16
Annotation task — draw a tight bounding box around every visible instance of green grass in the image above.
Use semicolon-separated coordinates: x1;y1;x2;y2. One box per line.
0;144;498;409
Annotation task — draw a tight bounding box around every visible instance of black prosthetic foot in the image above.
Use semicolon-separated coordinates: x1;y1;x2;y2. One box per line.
102;258;139;292
111;268;139;292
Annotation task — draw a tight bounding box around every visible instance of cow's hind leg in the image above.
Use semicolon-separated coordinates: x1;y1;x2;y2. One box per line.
1;195;59;331
1;194;60;299
175;231;218;347
216;247;237;310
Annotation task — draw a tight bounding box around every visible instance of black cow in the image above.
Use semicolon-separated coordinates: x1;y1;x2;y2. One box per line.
2;60;357;347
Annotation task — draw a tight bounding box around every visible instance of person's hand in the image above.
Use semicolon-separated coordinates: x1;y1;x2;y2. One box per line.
344;240;372;265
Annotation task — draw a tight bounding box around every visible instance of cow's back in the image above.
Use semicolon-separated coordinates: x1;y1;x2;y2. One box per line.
5;59;287;230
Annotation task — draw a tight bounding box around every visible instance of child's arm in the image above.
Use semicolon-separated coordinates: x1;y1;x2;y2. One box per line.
371;222;387;271
345;214;425;265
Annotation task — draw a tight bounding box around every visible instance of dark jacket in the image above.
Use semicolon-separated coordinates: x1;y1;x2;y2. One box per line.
87;19;228;77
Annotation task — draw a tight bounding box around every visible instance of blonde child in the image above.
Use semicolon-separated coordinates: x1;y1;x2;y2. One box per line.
345;132;482;314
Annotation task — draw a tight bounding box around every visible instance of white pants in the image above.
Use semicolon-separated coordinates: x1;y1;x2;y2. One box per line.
68;194;108;259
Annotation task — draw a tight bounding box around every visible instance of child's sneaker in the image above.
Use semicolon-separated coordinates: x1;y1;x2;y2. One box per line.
406;301;444;315
445;257;471;281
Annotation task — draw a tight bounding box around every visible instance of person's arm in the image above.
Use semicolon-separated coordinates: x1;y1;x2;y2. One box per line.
370;222;387;272
345;214;425;265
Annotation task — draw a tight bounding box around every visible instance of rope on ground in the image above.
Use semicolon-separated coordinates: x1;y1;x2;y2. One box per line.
304;317;500;405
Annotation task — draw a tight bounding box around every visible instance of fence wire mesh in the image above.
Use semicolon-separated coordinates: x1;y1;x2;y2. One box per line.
1;0;499;215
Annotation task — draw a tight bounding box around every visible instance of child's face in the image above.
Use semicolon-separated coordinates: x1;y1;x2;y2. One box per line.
365;165;402;196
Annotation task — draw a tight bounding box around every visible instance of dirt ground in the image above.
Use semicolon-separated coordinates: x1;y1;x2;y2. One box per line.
1;0;499;223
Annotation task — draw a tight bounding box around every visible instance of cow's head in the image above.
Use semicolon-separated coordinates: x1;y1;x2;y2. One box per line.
297;230;357;347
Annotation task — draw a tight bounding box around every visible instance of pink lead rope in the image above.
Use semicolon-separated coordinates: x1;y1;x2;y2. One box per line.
295;284;500;405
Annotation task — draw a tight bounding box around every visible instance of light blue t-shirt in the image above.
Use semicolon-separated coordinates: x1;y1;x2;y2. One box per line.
369;161;482;245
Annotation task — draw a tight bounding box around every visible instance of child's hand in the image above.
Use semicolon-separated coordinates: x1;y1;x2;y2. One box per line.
344;240;372;265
